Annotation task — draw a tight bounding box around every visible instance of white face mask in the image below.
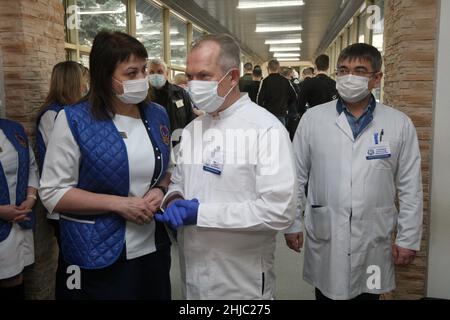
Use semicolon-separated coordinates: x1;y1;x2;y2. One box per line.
336;74;371;103
188;70;236;114
149;74;166;89
114;77;149;104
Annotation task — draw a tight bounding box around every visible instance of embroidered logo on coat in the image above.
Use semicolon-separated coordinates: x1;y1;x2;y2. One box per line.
15;133;27;148
160;125;170;145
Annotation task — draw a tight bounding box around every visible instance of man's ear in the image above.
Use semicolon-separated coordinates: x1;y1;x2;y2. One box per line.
373;72;384;89
230;69;240;85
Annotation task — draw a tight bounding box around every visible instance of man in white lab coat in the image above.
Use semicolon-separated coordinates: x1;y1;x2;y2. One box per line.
155;34;297;299
285;43;423;300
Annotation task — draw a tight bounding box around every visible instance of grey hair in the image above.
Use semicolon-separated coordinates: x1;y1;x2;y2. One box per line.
191;34;241;72
149;58;168;72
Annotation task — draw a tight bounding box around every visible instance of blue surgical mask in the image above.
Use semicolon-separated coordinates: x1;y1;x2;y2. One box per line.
149;74;167;89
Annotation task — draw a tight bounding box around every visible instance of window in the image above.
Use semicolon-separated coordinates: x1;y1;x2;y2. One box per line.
358;14;366;43
170;14;187;68
193;27;204;43
76;0;127;47
371;0;385;102
136;0;163;60
371;0;384;53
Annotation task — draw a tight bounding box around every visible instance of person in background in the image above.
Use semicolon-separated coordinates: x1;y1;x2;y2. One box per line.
239;62;253;92
39;31;172;300
0;118;39;300
301;67;315;81
244;65;262;103
36;61;88;235
281;67;302;140
148;59;194;137
257;59;297;126
173;73;188;89
285;43;423;300
80;64;90;95
174;72;205;118
298;54;338;111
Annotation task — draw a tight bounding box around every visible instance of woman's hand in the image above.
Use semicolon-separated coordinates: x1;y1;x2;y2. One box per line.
113;197;155;225
0;205;31;223
143;188;165;213
17;197;36;211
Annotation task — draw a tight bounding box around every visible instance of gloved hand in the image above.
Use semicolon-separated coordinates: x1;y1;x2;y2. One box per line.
155;199;199;229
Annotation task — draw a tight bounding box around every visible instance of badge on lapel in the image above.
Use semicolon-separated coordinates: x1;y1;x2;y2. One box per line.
15;133;28;148
160;125;170;146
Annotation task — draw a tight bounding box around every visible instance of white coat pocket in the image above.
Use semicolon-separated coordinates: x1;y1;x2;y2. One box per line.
371;206;397;243
370;137;401;170
305;206;331;241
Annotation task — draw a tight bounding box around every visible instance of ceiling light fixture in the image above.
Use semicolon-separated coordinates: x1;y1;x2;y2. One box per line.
274;53;301;57
256;25;303;32
237;0;305;9
265;38;302;44
277;58;301;62
269;46;301;52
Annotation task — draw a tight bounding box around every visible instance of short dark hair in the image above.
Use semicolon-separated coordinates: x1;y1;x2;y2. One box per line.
302;67;314;76
315;54;330;71
268;59;280;72
89;31;148;120
252;66;262;78
244;62;253;71
337;43;383;72
280;67;292;78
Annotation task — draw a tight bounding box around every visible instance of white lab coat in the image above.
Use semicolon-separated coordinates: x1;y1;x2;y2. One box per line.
0;128;39;279
287;100;423;299
165;94;297;300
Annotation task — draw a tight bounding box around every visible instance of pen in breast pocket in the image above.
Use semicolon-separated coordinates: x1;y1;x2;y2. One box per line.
380;129;384;142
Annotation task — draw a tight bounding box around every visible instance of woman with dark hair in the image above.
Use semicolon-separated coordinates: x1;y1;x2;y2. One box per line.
39;31;172;300
0;118;39;299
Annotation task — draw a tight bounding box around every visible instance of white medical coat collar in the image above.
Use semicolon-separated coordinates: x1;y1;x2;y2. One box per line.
208;93;248;121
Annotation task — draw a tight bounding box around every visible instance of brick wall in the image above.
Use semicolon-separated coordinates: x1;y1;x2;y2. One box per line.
383;0;438;299
0;0;65;299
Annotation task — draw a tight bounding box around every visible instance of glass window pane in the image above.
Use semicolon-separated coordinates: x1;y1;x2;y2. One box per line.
371;0;384;53
170;14;187;68
80;53;90;68
193;27;203;42
76;0;127;47
358;14;365;43
136;1;163;60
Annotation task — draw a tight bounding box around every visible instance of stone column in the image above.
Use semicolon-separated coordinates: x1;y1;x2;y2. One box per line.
383;0;438;299
0;0;65;299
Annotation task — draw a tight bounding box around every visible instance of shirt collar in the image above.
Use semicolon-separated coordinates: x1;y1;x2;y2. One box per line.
336;94;377;117
209;93;248;120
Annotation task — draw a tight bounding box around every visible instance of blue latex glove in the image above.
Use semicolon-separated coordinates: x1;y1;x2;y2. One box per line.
155;199;199;229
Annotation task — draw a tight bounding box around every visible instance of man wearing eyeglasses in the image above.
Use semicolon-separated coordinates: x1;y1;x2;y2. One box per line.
284;43;423;300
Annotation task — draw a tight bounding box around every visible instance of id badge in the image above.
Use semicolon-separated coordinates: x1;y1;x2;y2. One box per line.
366;142;392;160
203;151;224;175
175;99;184;108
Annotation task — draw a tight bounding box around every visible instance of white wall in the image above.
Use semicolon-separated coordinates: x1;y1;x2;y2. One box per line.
427;0;450;300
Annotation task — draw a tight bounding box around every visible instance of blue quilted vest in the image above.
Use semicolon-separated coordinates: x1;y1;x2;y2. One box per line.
36;103;64;174
0;119;36;242
61;100;171;269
